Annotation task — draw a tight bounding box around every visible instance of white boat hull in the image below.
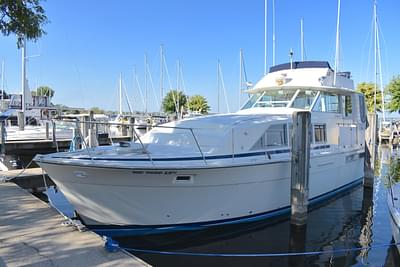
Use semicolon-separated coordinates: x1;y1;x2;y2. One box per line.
39;149;364;234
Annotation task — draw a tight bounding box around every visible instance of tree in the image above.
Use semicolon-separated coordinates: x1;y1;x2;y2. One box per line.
188;95;210;114
162;90;187;114
36;85;54;98
386;75;400;113
356;82;383;112
90;107;105;114
0;0;48;47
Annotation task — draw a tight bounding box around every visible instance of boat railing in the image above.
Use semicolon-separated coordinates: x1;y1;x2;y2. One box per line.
51;118;208;166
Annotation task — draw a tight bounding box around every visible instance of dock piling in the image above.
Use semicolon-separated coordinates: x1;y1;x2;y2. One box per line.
290;111;311;226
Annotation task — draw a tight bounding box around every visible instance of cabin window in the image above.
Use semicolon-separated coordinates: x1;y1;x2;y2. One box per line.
266;124;287;147
314;124;327;143
344;95;352;116
251;124;288;150
241;93;262;110
359;95;366;123
291;90;318;110
313;93;340;113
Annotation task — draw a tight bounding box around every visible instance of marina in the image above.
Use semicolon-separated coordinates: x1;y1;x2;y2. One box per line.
1;0;400;266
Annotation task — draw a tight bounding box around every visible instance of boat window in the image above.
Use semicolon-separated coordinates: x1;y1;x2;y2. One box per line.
244;89;297;109
291;90;318;110
314;124;327;143
344;95;352;116
359;95;366;123
251;124;288;150
266;124;288;147
241;93;262;110
313;92;340;113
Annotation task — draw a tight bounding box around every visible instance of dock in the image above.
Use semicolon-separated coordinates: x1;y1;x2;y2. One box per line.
0;182;150;267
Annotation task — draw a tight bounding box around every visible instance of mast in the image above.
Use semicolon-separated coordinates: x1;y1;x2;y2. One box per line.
217;60;220;113
334;0;341;86
264;0;268;75
1;60;4;100
239;49;243;110
21;36;27;114
119;73;122;115
176;60;180;117
144;53;148;114
301;18;305;61
160;44;164;110
373;0;377;114
272;0;276;66
374;0;384;121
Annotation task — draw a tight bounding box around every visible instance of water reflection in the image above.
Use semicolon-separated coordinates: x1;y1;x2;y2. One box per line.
45;146;399;266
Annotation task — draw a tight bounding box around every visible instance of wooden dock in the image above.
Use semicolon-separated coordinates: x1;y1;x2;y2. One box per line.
0;182;150;267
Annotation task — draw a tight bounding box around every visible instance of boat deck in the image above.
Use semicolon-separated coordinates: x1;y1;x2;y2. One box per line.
0;182;150;267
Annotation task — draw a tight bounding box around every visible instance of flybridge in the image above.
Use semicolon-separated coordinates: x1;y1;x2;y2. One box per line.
269;61;333;73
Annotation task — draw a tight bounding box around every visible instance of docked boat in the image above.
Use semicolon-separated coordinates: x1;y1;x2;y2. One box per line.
35;61;367;236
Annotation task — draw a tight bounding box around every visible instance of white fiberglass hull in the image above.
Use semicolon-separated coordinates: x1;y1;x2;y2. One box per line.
38;149;364;234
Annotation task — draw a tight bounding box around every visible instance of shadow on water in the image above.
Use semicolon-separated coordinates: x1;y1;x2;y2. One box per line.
45;146;400;266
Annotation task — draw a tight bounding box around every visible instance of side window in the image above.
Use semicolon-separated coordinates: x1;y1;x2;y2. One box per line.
251;124;288;150
266;124;287;147
359;95;366;123
312;93;340;113
345;95;352;116
314;124;327;143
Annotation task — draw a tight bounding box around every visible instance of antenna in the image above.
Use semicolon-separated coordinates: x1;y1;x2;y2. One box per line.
119;73;122;115
239;49;243;110
144;53;148;114
217;60;220;113
264;0;268;75
334;0;341;86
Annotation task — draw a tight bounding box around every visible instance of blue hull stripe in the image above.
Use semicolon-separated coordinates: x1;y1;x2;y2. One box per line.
53;145;331;163
88;177;363;237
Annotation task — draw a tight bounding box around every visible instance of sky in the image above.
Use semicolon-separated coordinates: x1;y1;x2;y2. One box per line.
0;0;399;113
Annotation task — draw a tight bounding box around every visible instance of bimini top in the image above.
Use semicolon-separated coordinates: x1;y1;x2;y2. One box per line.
269;61;332;73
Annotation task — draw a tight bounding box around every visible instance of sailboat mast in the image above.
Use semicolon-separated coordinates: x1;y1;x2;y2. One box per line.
144;53;148;114
217;60;220;113
264;0;268;75
239;49;243;110
301;18;305;61
334;0;341;86
272;0;276;66
1;60;4;100
373;0;377;114
119;73;122;115
160;44;164;109
375;0;385;121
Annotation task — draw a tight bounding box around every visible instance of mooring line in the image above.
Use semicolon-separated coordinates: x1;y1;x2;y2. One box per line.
104;237;400;257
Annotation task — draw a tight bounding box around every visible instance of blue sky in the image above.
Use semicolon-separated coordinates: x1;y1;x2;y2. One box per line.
0;0;399;113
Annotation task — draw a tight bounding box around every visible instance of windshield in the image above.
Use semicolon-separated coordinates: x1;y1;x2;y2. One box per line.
241;89;319;110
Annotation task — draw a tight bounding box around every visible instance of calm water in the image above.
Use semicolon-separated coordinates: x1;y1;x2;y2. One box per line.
45;146;400;267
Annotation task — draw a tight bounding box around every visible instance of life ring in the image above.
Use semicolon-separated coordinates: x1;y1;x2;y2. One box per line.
41;110;49;117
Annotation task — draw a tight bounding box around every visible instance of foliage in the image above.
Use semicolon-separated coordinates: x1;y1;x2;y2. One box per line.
386;75;400;113
0;0;48;47
90;107;105;114
356;82;383;112
162;90;187;114
36;85;54;97
187;95;210;114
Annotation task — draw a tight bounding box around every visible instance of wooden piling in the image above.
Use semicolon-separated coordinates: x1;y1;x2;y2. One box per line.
0;120;5;155
290;111;311;226
17;111;24;131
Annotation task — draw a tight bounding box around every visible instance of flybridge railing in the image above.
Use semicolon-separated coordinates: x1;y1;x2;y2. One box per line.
51;118;208;166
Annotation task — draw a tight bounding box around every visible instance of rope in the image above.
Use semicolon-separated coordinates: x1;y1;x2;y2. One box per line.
1;158;35;182
115;241;400;257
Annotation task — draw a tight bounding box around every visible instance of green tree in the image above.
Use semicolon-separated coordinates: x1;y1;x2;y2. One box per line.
36;85;54;98
162;90;187;114
0;0;48;47
356;82;383;112
90;107;105;114
386;75;400;113
188;95;210;114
